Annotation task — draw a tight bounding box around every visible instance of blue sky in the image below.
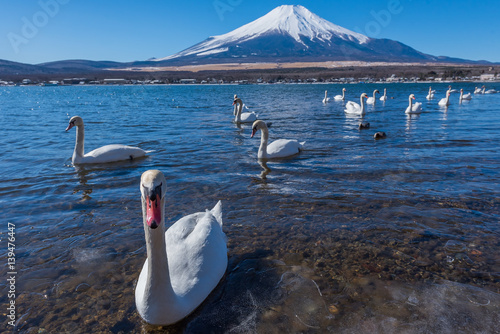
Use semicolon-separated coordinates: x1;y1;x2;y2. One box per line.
0;0;499;64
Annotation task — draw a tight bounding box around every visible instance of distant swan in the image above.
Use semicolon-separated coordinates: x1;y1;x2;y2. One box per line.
345;93;368;115
65;116;148;164
485;88;498;94
380;88;388;101
233;97;257;123
323;90;331;103
135;170;227;325
438;90;451;106
333;88;346;101
474;87;483;94
426;87;435;100
366;90;379;105
251;120;304;159
405;94;422;114
459;89;472;102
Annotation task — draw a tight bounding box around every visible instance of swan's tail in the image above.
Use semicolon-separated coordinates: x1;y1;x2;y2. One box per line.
299;141;306;149
145;150;155;154
210;200;223;227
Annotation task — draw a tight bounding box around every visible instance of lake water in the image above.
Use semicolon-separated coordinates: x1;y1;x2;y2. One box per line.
0;83;499;333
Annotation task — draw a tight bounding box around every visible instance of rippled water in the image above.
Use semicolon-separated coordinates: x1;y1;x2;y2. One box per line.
0;83;499;333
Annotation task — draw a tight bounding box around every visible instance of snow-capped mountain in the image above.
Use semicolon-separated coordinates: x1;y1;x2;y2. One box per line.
155;5;437;65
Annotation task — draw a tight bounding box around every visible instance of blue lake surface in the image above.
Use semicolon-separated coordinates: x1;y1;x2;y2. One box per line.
0;83;499;333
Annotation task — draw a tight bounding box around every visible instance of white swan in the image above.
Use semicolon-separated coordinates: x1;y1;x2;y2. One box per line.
233;97;257;123
251;120;304;159
135;170;227;326
366;90;379;105
405;94;422;114
65;116;148;164
345;93;368;115
426;86;435;100
438;90;451;106
322;90;331;103
333;88;346;101
474;87;483;94
459;89;472;102
485;88;498;94
380;88;388;101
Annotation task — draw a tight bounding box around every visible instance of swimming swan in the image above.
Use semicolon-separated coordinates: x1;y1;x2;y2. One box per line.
251;120;304;159
65;116;148;164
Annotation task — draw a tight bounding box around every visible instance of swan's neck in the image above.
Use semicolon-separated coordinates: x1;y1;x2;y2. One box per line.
373;91;377;99
325;91;328;98
409;97;413;109
360;95;365;113
342;90;345;99
234;101;242;123
258;127;269;159
73;124;85;162
141;199;176;305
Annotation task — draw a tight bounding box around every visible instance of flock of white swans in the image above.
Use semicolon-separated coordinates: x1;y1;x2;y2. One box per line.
64;83;496;326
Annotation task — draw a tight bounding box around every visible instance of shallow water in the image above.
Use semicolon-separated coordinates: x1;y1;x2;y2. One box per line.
0;83;499;333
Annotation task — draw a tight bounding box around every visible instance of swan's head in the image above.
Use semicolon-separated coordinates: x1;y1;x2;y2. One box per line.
66;116;83;131
409;94;416;100
343;88;347;92
374;90;380;94
460;89;464;93
140;170;167;230
232;98;242;106
251;120;267;138
361;93;368;99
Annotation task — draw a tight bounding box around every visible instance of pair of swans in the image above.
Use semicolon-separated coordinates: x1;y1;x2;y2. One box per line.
324;88;347;103
406;94;422;114
135;170;227;325
476;86;497;94
66;116;150;164
233;96;257;123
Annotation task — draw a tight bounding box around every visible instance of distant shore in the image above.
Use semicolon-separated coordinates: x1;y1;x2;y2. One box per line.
1;62;499;86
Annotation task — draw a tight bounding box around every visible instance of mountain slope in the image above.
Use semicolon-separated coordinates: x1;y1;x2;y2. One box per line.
154;5;449;65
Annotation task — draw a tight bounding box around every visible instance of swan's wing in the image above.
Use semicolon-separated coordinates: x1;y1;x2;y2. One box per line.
413;102;422;111
83;144;146;163
240;112;257;122
345;101;360;113
166;207;227;296
267;139;302;158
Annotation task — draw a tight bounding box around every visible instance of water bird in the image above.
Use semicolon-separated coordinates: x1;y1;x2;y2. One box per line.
135;170;227;326
374;132;387;139
484;88;497;94
379;88;388;101
366;90;380;105
459;89;472;102
426;87;435;100
65;116;149;164
233;97;257;123
438;90;452;107
405;94;422;114
474;87;483;94
322;90;331;103
251;120;305;159
345;93;368;115
333;88;347;101
358;121;370;129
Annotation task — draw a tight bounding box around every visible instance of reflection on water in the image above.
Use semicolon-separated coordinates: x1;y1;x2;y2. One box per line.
0;83;499;333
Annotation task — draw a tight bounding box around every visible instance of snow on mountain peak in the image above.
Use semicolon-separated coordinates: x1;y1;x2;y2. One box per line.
157;5;370;61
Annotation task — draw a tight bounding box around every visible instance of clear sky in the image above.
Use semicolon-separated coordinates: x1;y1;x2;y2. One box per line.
0;0;499;64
